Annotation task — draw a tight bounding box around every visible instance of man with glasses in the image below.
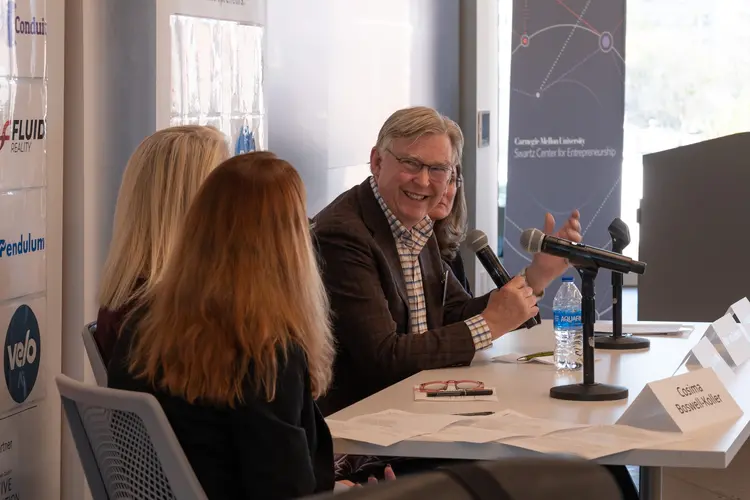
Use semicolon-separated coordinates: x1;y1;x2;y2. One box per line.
312;106;640;498
313;106;581;416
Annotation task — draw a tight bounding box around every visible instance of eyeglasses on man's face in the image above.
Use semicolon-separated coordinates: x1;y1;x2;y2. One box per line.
385;148;453;184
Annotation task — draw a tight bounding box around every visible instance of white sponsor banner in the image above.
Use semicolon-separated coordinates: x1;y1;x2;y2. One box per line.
0;296;45;416
0;427;19;499
3;0;47;78
0;189;45;301
0;79;46;190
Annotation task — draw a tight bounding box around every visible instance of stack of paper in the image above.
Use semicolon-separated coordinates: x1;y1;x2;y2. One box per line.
421;409;587;444
327;409;588;446
595;321;694;336
326;409;466;446
505;424;685;459
327;408;686;457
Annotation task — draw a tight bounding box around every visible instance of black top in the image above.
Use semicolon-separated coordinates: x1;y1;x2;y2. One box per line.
107;319;335;499
444;253;472;298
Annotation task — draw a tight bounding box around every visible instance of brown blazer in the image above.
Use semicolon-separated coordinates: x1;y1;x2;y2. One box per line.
313;179;491;416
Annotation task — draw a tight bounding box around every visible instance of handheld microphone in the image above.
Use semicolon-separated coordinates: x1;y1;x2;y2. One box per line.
520;228;646;275
467;229;539;328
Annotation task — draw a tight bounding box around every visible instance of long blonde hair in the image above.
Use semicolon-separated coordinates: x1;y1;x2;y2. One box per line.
128;152;335;406
99;125;229;311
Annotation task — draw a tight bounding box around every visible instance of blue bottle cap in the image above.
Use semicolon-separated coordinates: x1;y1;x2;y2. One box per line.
562;276;574;282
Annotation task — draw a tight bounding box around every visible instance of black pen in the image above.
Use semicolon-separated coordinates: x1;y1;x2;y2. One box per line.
427;389;494;397
453;411;495;416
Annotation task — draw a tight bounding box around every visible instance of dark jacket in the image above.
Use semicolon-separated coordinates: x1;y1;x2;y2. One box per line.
444;252;472;297
312;179;491;416
107;318;335;499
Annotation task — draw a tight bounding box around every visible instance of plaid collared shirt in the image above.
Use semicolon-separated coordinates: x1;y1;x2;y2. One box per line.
370;177;491;349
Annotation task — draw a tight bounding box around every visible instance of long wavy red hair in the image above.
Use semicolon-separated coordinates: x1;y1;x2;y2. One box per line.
128;152;334;405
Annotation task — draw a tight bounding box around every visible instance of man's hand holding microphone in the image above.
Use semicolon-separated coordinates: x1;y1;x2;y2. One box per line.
467;210;582;341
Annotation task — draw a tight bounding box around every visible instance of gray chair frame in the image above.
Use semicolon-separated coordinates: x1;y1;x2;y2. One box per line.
82;322;108;387
56;374;207;500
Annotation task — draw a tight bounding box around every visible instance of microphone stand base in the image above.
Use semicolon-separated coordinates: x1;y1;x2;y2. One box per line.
550;383;628;402
594;335;650;350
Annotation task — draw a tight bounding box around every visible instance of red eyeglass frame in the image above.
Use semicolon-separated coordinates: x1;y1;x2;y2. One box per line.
417;379;485;393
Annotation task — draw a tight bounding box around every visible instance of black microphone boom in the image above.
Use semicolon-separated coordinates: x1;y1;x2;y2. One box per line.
520;228;646;275
467;229;538;329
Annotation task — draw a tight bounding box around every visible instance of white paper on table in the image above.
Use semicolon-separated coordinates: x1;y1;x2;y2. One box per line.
421;425;516;443
482;409;588;437
419;409;587;444
505;424;684;460
595;321;693;336
347;409;466;434
413;386;498;402
326;409;467;446
325;419;417;446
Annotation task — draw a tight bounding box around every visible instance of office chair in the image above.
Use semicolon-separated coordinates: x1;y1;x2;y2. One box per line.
56;374;207;500
82;322;108;387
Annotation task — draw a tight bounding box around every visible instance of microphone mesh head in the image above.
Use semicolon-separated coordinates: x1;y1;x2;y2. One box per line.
520;228;545;253
466;229;489;253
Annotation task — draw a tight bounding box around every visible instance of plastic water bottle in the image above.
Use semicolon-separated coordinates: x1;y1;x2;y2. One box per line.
553;276;583;370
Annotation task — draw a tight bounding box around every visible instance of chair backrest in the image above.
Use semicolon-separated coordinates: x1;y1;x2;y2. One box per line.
307;457;623;500
56;374;207;500
82;322;108;387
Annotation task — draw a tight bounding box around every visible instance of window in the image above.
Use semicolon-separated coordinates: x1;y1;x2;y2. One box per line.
497;0;513;257
623;0;750;259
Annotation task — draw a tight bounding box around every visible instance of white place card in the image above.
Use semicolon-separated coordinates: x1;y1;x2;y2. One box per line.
683;337;736;386
617;368;743;433
728;297;750;324
706;314;750;367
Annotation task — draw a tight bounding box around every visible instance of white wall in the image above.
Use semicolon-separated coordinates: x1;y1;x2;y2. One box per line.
266;0;461;216
459;0;500;295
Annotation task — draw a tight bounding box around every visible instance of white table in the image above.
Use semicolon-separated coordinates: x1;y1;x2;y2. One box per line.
329;321;750;500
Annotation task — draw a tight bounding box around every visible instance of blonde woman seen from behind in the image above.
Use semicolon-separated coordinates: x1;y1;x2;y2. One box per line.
107;152;339;499
96;125;229;365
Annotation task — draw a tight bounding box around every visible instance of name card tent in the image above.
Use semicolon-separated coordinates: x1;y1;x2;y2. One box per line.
705;314;750;368
728;297;750;324
617;368;743;433
681;337;737;386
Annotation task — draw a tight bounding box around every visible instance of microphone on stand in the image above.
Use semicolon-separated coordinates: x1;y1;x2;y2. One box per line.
519;229;631;402
520;228;646;275
594;218;650;350
466;229;539;329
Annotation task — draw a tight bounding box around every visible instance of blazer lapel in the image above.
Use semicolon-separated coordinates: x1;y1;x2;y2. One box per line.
357;180;409;307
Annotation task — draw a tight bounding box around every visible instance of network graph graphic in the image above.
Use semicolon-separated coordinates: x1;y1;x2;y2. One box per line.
504;0;626;319
511;0;624;104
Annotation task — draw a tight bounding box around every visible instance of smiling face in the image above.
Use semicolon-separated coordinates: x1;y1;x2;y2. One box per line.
370;134;453;228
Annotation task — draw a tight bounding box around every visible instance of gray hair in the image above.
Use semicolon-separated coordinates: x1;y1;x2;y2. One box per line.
434;163;468;260
375;106;464;166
